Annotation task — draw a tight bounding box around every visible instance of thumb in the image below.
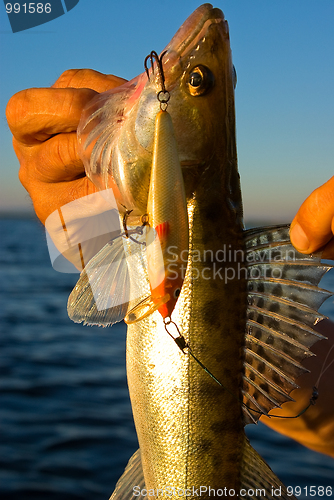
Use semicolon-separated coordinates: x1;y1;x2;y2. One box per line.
290;176;334;254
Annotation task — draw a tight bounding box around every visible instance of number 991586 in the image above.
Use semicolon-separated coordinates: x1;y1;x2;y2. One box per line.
287;486;332;497
6;3;51;14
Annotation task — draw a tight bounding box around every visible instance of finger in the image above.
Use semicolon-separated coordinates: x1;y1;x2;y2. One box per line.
290;176;334;254
17;133;84;187
52;68;127;92
6;87;97;145
27;176;98;225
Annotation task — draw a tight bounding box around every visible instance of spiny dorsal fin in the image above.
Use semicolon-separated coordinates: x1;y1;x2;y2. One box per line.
243;225;332;424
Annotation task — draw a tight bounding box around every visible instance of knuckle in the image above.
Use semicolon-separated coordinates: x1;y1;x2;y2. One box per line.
64;133;78;162
17;148;38;191
6;88;43;139
53;68;96;89
6;89;30;131
63;88;96;118
56;133;83;172
18;160;30;188
53;69;81;87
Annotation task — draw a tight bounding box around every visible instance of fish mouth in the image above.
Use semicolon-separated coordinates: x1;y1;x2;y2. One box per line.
162;4;228;70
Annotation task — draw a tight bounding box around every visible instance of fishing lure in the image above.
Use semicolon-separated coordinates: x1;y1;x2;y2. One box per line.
68;51;189;327
125;52;189;323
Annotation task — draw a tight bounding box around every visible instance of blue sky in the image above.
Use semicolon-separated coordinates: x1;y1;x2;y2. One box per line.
0;0;333;222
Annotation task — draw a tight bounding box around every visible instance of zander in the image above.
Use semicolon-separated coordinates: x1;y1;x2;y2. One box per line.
67;4;332;499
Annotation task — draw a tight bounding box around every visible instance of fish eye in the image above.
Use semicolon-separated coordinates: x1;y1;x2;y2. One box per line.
189;72;202;87
187;65;214;96
174;288;181;298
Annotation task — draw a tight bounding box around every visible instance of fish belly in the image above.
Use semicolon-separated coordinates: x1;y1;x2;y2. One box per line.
127;186;247;495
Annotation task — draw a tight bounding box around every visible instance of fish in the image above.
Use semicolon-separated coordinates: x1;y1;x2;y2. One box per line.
66;4;332;499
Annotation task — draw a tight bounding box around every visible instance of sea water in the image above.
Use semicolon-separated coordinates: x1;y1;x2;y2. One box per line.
0;218;333;499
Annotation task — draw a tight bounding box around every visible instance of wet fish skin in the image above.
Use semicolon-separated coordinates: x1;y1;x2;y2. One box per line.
75;3;246;490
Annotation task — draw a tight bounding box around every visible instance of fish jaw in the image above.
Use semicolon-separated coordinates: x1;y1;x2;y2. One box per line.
161;4;228;83
129;3;235;204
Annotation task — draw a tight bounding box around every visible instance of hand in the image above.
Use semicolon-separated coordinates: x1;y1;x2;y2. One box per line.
290;176;334;260
6;69;127;225
277;178;334;454
261;319;334;457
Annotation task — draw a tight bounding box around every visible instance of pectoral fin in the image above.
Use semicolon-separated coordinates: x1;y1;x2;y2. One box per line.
67;236;131;327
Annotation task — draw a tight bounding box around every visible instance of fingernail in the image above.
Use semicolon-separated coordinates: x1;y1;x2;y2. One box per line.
290;223;310;252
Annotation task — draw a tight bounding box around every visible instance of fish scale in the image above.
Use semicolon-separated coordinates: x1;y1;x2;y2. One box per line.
185;201;246;492
127;190;247;494
124;58;249;487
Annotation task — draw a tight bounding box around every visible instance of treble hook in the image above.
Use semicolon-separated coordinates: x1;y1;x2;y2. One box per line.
144;50;167;89
144;50;170;110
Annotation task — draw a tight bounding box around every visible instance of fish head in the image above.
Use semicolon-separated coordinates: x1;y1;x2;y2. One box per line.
78;4;237;215
150;4;236;170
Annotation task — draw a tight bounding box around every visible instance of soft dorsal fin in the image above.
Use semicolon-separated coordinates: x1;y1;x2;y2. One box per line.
243;225;332;424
